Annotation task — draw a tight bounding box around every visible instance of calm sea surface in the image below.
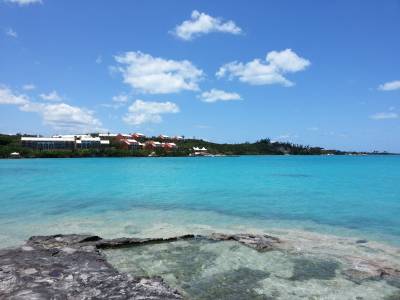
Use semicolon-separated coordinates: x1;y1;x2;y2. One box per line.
1;155;400;247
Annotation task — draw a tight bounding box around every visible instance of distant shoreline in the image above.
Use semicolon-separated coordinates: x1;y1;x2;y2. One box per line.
2;153;398;160
1;133;394;158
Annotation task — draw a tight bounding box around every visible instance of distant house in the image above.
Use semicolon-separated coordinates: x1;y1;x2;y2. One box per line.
120;139;142;150
21;137;76;150
159;134;169;140
163;142;177;149
132;133;145;139
172;136;184;140
116;134;132;141
145;141;162;150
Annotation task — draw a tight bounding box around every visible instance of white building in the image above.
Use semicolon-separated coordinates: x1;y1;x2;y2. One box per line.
192;146;208;156
99;133;118;138
22;136;109;150
21;137;76;150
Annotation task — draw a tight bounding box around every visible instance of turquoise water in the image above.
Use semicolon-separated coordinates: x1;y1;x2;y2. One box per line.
1;156;400;247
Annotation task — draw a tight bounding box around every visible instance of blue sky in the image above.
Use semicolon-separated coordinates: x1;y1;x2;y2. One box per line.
1;0;400;152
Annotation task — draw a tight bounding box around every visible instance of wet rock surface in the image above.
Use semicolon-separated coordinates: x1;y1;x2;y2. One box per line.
0;233;280;299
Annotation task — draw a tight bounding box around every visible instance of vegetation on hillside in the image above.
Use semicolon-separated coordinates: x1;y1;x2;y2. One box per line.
0;133;389;158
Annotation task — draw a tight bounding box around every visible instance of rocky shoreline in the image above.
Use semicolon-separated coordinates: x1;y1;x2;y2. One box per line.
1;233;399;299
0;233;280;299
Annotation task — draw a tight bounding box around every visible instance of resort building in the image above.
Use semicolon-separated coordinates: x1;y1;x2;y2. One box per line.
132;133;145;139
22;136;109;150
145;141;162;150
116;134;132;141
52;134;91;139
120;139;142;150
99;133;118;139
21;137;76;150
75;137;109;149
163;142;177;149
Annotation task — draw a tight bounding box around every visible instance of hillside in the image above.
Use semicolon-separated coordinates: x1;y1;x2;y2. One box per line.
0;133;386;158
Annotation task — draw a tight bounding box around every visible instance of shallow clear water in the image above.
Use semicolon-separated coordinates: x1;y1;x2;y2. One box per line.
104;239;400;300
0;155;399;246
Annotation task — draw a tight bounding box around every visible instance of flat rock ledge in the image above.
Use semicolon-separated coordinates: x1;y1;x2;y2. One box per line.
0;233;281;299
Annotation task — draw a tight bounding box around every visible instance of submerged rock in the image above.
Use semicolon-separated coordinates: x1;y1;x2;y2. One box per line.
342;260;400;287
208;233;281;251
290;257;340;281
186;267;271;300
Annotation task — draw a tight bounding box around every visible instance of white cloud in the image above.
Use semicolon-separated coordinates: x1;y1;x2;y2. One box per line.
22;83;36;90
370;112;399;120
114;51;203;94
5;28;17;38
20;102;103;132
96;55;102;64
0;85;29;105
123;99;179;125
378;80;400;91
199;89;242;103
39;90;62;101
217;49;310;87
4;0;42;5
101;93;129;109
172;10;242;41
4;28;18;38
275;134;299;141
112;93;129;103
0;85;102;132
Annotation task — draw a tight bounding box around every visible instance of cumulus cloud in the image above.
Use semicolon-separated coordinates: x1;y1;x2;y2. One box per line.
20;102;102;132
4;0;42;5
199;89;242;103
378;80;400;91
0;85;29;105
22;83;36;90
216;49;310;87
114;51;203;94
39;90;62;101
370;112;399;120
172;10;242;41
0;85;102;132
123;99;179;125
5;28;17;38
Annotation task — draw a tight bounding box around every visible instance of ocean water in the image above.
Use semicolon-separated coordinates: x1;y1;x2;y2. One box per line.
2;156;400;299
1;155;399;246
